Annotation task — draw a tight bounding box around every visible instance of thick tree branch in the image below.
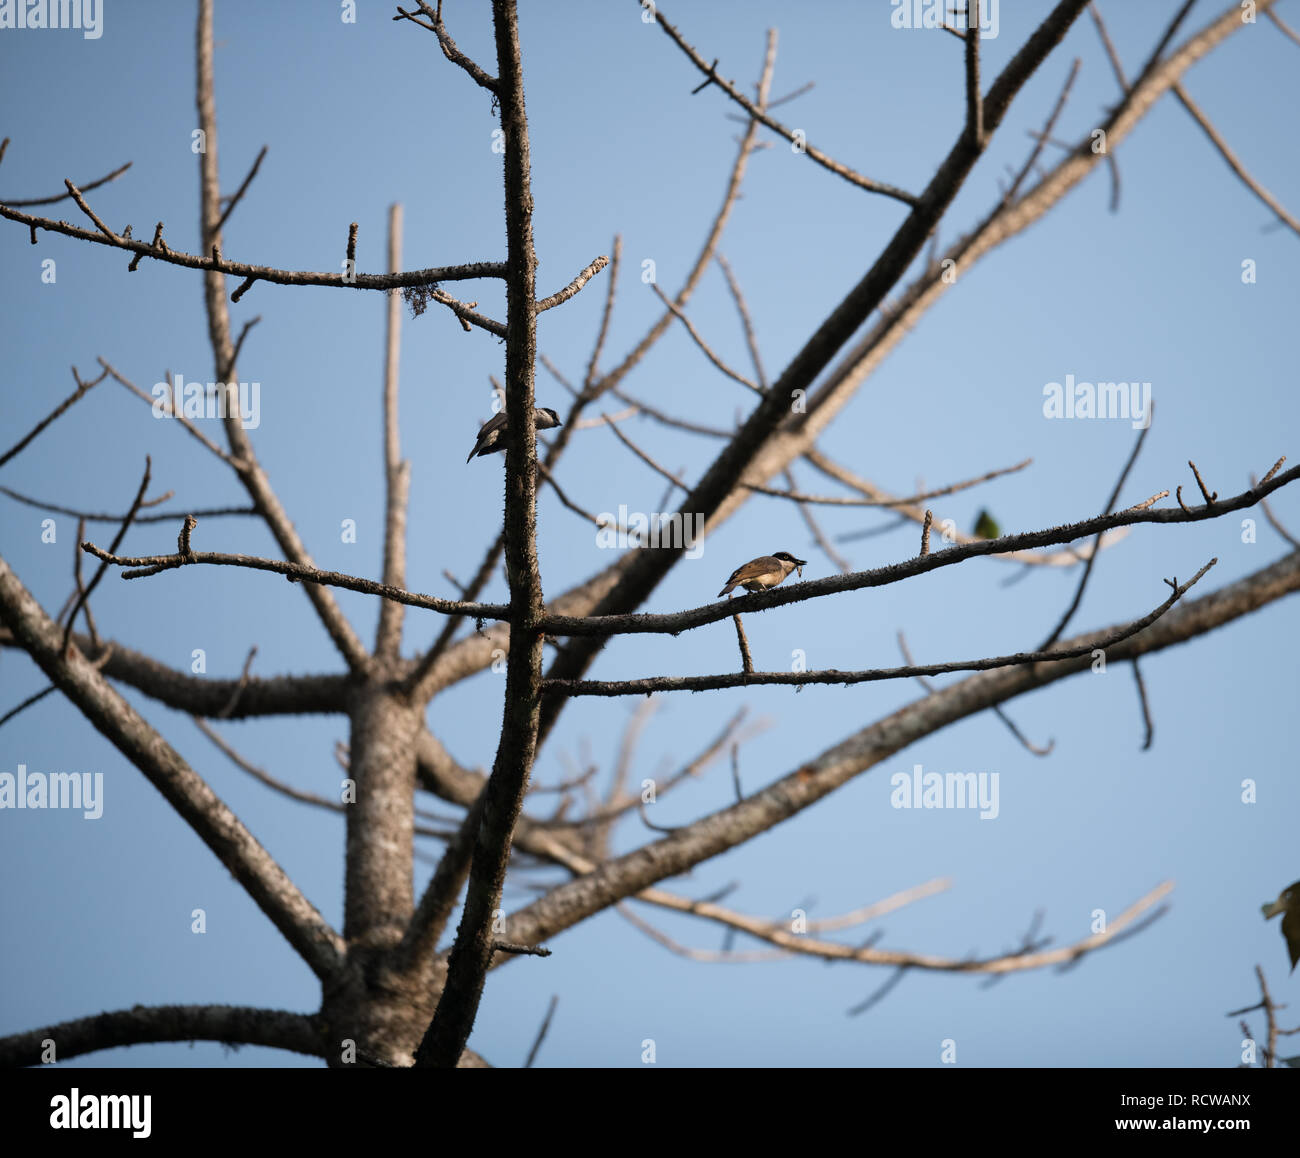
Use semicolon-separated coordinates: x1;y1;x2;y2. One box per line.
396;1;500;92
527;465;1293;636
85;463;1298;639
4;629;352;717
485;548;1300;953
81;537;509;616
377;203;409;662
0;1004;324;1067
624;880;1171;974
196;0;371;675
680;0;1272;581
416;0;546;1069
343;688;421;948
194;717;454;840
544;558;1215;696
535;254;610;312
396;789;488;979
965;0;984;145
529;0;1096;745
0;200;502;293
0;555;346;981
404;531;506;701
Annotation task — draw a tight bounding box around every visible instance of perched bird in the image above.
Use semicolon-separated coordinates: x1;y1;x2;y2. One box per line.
1262;881;1300;973
717;551;808;597
972;508;1001;540
466;407;562;462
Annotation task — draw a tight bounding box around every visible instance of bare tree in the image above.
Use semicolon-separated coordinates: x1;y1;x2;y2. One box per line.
1;0;1297;1068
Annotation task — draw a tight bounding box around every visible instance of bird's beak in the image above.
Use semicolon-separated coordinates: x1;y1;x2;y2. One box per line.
1263;899;1287;919
794;557;808;577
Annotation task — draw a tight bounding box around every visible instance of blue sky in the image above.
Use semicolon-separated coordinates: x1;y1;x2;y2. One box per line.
1;0;1298;1068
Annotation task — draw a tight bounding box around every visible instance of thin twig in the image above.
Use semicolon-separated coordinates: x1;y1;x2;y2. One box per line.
523;996;558;1068
648;282;761;394
601;413;690;493
213;145;268;233
194;717;457;839
543;560;1217;696
1254;470;1300;550
86;461;1300;640
0;684;57;729
1266;6;1300;49
0;486;253;525
616;880;1174;977
0;366;108;469
1131;657;1154;750
63;458;153;657
748;456;1032;508
648;7;918;204
0;201;504;295
898;630;1053;757
1173;84;1300;239
715;253;768;389
1037;415;1152;650
536;254;610;313
2;160;132;208
216;646;259;720
491;941;552;958
732;613;754;675
99;358;247;469
63;180;120;241
69;518;100;650
1189;459;1217;504
784;467;852;574
584;235;621;389
395;1;500;92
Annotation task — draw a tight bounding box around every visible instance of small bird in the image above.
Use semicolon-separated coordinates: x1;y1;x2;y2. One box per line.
466;407;562;462
1262;881;1300;973
717;551;808;597
972;508;1001;540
